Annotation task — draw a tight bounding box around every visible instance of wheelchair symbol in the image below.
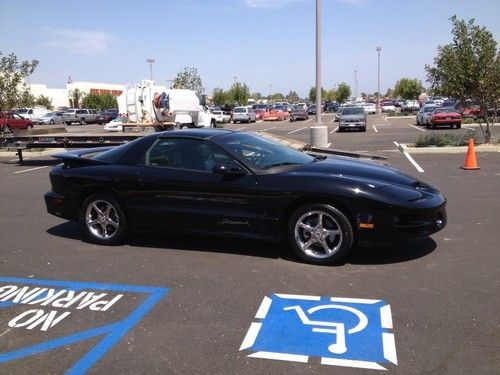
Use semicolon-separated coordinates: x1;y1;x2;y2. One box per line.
284;304;368;354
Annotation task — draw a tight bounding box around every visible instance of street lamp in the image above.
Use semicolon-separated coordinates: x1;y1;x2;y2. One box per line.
354;69;358;99
376;46;382;113
146;58;155;81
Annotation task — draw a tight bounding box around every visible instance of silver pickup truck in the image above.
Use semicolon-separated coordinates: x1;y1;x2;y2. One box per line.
63;109;98;125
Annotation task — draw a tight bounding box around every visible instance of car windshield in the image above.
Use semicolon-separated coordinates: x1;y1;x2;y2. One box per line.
217;132;314;170
16;109;28;113
342;107;364;115
424;106;436;112
43;112;54;117
434;108;456;113
212;111;222;115
233;107;246;113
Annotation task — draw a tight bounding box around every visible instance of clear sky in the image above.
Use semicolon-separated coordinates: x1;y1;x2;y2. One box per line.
1;0;499;98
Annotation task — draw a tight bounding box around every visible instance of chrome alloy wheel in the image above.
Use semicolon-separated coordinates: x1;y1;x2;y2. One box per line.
85;199;120;240
294;210;343;259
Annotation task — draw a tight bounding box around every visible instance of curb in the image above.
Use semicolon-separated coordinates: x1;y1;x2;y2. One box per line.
398;143;500;154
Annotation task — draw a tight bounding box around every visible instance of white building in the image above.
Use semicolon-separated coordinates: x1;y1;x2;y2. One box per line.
30;81;125;109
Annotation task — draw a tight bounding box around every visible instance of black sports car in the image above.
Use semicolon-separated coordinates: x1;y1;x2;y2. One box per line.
44;129;447;265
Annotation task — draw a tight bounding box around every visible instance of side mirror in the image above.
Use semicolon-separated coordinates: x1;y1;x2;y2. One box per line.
212;163;247;176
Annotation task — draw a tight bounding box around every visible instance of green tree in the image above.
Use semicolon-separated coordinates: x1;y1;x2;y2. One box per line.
19;91;36;108
384;88;394;98
394;78;422;100
336;83;351;104
271;93;284;100
69;88;85;108
0;51;39;110
426;16;500;143
212;88;228;105
308;87;326;102
324;89;337;102
286;90;299;103
173;67;203;93
82;93;118;110
227;82;250;105
251;92;262;101
35;95;54;110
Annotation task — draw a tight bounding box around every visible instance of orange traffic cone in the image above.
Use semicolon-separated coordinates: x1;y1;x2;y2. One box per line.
462;138;480;170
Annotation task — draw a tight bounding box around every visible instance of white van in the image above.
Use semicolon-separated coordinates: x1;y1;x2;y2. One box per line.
15;107;48;123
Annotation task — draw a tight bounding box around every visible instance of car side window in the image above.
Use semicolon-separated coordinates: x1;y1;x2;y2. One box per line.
145;138;233;172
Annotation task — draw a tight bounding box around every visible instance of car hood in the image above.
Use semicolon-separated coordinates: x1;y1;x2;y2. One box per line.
340;114;365;120
293;157;426;189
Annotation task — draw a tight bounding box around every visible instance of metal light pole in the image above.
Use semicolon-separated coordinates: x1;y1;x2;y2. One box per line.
269;84;272;104
147;58;155;81
376;46;382;113
315;0;322;125
354;69;358;99
310;0;327;147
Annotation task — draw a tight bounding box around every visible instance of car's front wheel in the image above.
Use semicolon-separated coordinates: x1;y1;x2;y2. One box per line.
288;204;353;265
81;194;127;245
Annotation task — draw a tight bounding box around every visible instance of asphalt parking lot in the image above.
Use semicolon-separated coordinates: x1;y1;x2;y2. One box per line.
0;114;499;374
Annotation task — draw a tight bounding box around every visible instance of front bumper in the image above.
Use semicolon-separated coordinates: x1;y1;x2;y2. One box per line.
339;121;365;129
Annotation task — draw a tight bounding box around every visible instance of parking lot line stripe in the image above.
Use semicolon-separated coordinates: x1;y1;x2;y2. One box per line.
239;322;262;350
304;118;313;123
330;126;338;134
255;296;272;319
409;124;426;132
236;127;246;131
287;127;307;134
248;351;309;363
261;127;276;131
14;166;47;174
380;305;393;328
373;125;378;133
404;151;424;173
321;357;386;370
330;297;380;304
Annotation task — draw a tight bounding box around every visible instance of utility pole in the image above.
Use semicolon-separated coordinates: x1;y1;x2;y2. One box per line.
147;58;155;81
376;46;382;113
269;84;272;104
354;69;358;99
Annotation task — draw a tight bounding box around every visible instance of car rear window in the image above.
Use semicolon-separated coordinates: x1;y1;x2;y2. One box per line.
233;107;246;113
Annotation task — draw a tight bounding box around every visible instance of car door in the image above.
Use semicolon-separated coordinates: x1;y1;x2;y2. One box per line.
131;137;260;236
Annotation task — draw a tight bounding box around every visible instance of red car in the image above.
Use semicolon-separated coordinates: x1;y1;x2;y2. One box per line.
427;108;462;129
1;112;34;132
254;109;266;120
262;109;289;121
463;105;484;119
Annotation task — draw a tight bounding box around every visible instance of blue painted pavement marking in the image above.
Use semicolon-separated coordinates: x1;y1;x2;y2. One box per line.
240;293;397;370
0;276;168;374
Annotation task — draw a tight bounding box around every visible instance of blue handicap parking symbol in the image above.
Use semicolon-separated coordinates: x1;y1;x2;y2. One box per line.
240;293;397;370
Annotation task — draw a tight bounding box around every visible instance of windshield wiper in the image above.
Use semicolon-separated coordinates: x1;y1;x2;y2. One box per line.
262;162;302;169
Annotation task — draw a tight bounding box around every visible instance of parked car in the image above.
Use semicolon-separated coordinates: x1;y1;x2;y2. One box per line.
37;111;64;125
232;107;256;123
44;129;447;265
334;106;352;122
289;106;309;122
1;112;33;132
254;109;266;120
308;105;317;115
427;108;463;129
262;109;289;121
416;105;437;125
402;100;420;112
463;105;484;119
210;110;230;124
96;109;119;125
325;102;339;113
338;106;367;132
63;109;98;125
103;116;128;132
14;107;48;123
381;101;396;112
362;103;376;114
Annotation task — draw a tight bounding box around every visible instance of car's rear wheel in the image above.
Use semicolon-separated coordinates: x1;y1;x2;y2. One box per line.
288;204;353;265
81;194;127;245
80;118;86;125
50;120;54;125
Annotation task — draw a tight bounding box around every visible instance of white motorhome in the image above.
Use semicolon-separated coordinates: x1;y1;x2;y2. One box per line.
119;80;214;128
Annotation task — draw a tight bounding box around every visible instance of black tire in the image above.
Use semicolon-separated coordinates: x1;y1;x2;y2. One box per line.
288;203;353;265
81;194;127;245
211;119;216;128
66;122;71;126
361;126;367;132
426;123;431;129
456;123;461;129
80;118;86;125
50;120;54;125
28;123;33;129
416;117;421;125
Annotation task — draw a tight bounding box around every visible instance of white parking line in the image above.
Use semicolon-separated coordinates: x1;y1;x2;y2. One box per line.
261;127;276;131
409;124;426;132
372;125;378;133
330;126;338;134
394;141;424;173
329;118;335;123
287;127;307;134
14;166;48;174
236;127;246;131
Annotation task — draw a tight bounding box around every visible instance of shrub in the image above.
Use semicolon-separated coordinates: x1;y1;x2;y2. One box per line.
414;130;482;147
